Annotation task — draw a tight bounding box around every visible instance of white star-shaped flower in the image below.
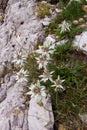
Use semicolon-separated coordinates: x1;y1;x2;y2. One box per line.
35;55;50;69
15;68;29;83
26;80;47;103
39;70;54;82
51;75;65;91
35;39;55;58
59;20;71;33
12;52;26;66
35;45;54;57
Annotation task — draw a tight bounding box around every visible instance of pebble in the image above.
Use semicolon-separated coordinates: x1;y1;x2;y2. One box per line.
79;18;85;23
80;24;87;29
84;14;87;20
42;17;51;26
72;20;78;25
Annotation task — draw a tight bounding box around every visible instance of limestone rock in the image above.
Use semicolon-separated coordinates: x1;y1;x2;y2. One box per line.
45;34;56;44
28;97;54;130
42;16;51;26
73;31;87;53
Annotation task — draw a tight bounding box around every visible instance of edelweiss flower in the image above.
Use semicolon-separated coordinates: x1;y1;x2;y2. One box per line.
43;41;56;50
35;46;53;57
35;55;50;69
39;70;54;82
59;20;71;33
51;75;65;91
12;52;26;66
26;80;46;103
35;42;55;57
15;68;29;83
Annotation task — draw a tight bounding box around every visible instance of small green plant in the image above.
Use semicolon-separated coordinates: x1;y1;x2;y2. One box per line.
36;2;51;18
61;1;85;21
45;0;86;41
24;54;41;83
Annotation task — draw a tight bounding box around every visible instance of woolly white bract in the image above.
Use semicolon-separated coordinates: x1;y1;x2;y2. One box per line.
12;52;26;66
15;68;28;83
51;75;65;91
35;40;55;57
59;20;71;33
35;55;50;69
26;80;47;103
39;70;54;82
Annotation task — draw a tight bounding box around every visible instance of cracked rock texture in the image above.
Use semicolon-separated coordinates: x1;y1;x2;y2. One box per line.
0;0;54;130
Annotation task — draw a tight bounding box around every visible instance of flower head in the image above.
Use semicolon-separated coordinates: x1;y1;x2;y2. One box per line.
12;52;26;66
51;75;65;91
35;55;50;69
15;68;29;83
59;20;71;33
39;70;54;82
35;36;56;57
35;43;55;58
26;80;47;103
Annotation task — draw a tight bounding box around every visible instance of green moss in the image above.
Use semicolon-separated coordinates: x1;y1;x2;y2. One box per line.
36;2;51;18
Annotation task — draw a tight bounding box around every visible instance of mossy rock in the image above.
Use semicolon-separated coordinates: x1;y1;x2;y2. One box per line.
36;2;51;18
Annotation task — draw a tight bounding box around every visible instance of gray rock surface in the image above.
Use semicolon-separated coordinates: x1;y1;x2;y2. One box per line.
29;97;54;130
0;0;54;129
73;31;87;53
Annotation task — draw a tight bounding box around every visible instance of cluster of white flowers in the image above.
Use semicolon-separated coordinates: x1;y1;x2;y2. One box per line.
12;51;29;83
26;38;65;103
35;37;56;68
13;37;65;104
59;20;71;33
